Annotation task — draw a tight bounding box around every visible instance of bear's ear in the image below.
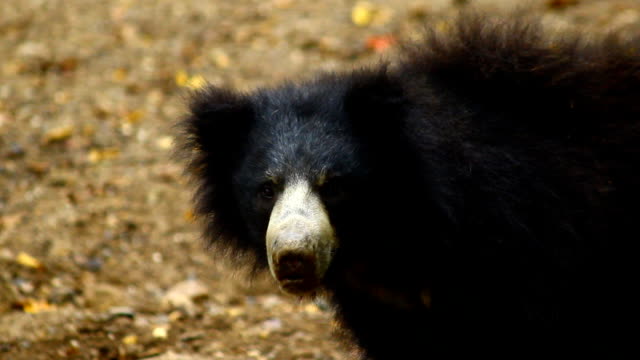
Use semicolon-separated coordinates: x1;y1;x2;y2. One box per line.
180;85;254;167
343;67;408;133
177;85;255;254
343;68;414;169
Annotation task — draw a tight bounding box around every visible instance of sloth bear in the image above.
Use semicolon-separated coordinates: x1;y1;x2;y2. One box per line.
178;15;639;358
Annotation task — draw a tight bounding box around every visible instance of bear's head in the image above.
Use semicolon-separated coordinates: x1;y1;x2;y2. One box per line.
178;69;413;296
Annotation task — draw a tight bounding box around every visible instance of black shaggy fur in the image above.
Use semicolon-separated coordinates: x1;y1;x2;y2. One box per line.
178;15;640;358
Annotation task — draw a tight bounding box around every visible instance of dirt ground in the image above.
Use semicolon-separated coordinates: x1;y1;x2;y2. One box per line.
1;1;639;359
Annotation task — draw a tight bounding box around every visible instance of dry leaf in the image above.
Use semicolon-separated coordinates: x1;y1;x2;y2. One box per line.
185;75;205;89
175;70;189;86
26;161;50;175
56;57;79;73
227;307;245;317
124;109;145;124
184;209;196;223
304;303;320;314
88;148;120;163
210;49;231;69
112;68;128;82
16;252;43;269
365;34;396;52
352;2;375;27
152;326;169;339
168;310;183;322
156;136;174;150
175;71;206;89
122;335;138;345
351;2;393;27
42;125;73;144
22;299;56;313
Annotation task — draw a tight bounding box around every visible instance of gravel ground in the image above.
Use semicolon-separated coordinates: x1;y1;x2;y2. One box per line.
1;1;639;359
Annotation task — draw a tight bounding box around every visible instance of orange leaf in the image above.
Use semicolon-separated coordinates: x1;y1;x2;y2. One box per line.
366;34;396;52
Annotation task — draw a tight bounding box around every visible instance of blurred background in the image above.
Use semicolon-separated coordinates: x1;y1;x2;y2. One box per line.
1;1;639;359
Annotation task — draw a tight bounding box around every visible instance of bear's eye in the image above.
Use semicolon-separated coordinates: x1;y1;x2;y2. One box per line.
319;179;347;203
259;182;275;200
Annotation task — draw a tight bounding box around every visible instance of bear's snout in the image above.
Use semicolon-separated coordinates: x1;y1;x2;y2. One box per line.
265;178;338;295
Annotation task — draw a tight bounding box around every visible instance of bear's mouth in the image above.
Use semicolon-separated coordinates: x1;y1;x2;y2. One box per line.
278;278;320;295
273;253;322;295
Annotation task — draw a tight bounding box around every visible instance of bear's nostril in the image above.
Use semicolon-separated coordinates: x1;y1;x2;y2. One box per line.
275;252;317;282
